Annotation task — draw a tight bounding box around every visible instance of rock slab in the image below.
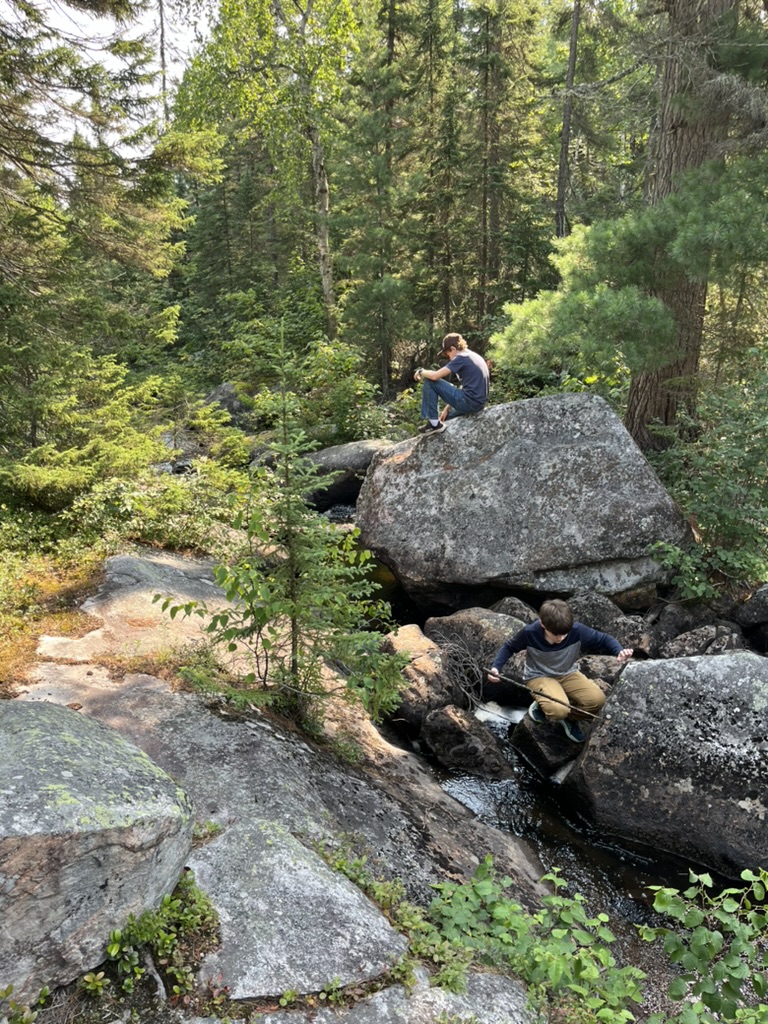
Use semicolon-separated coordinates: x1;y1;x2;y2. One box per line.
190;820;407;999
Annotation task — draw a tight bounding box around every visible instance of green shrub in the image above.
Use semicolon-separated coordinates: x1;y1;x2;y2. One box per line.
322;845;645;1020
640;867;768;1024
429;857;645;1021
649;376;768;599
104;870;218;998
62;462;248;556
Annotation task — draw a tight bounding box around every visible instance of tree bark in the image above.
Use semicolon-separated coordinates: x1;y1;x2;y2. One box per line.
624;0;732;449
555;0;580;239
308;123;337;338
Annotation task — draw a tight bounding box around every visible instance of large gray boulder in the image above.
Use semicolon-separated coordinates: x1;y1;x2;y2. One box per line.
564;653;768;876
566;592;652;654
356;394;689;600
734;584;768;628
0;700;194;1001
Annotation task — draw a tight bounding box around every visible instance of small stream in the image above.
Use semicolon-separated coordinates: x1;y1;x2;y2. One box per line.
442;753;692;924
443;708;697;918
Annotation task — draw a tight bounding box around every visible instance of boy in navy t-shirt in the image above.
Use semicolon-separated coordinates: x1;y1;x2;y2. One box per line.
414;333;489;434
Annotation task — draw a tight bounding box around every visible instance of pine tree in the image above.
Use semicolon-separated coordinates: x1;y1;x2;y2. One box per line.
193;332;405;725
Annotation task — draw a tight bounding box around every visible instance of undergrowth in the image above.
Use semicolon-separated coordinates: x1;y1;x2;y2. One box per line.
317;845;646;1022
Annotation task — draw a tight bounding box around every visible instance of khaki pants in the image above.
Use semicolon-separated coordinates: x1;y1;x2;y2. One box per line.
528;672;605;721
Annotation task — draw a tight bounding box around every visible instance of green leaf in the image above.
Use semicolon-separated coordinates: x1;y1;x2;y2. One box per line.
669;977;690;1001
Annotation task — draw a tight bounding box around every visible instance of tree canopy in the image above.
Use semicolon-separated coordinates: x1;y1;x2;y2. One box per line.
2;0;768;600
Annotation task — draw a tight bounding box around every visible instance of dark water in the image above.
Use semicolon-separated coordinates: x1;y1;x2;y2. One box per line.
356;544;718;929
442;762;694;925
438;703;719;935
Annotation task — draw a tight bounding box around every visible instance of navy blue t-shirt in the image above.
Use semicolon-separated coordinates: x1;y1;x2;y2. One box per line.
445;350;489;407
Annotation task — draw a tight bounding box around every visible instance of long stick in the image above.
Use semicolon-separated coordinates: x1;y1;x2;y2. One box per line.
482;667;600;720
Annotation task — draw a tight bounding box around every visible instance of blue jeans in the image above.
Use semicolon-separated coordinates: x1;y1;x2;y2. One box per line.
421;378;484;420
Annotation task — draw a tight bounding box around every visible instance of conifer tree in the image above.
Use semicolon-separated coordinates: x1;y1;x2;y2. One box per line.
196;331;405;725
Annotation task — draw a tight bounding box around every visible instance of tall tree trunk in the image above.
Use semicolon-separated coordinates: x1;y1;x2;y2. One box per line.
158;0;169;127
478;9;503;324
624;0;732;449
378;0;398;397
308;124;337;338
478;10;491;323
555;0;580;239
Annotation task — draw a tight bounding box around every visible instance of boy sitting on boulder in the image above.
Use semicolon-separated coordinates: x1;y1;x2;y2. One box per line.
486;599;633;743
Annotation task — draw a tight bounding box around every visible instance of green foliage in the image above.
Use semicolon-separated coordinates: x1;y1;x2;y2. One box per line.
104;871;217;998
199;470;405;724
163;330;406;726
321;844;646;1018
0;352;168;511
489;222;677;395
298;339;390;444
490;155;768;420
648;372;768;598
278;989;299;1007
429;857;644;1020
0;985;49;1024
319;977;344;1004
318;841;474;993
179;281;327;395
106;929;145;994
192;819;224;846
62;462;247;556
80;971;110;997
640;867;768;1024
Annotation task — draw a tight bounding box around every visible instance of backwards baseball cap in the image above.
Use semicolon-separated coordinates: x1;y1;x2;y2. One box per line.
440;332;462;355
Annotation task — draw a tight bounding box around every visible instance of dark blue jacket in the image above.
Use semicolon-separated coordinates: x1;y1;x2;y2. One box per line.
491;621;622;681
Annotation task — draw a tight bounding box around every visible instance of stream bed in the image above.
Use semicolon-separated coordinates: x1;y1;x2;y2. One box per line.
441;706;700;924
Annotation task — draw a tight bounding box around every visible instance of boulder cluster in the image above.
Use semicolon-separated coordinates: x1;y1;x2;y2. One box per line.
324;395;768;881
3;392;767;1016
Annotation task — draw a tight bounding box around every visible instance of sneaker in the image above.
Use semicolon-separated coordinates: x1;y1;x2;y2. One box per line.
528;701;546;724
418;420;446;434
561;719;586;743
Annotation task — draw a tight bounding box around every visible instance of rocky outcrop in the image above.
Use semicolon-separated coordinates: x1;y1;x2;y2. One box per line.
657;624;744;659
511;713;595;777
489;596;538;623
307;439;394;510
421;706;513;779
17;549;544;1020
205;382;252;428
36;550;231;662
381;624;460;732
566;592;653;655
356;394;690;603
564;653;768;876
264;968;532;1024
191;820;407;999
0;700;194;1001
